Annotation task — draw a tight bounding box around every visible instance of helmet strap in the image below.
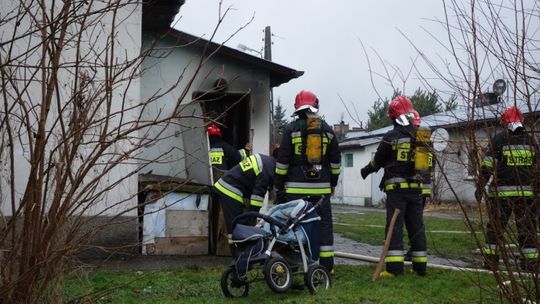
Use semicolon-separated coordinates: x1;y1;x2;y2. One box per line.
508;121;523;132
395;114;411;126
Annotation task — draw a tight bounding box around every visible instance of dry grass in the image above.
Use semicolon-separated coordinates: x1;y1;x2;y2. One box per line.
424;200;484;220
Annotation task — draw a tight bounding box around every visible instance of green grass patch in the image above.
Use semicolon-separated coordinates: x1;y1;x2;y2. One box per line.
334;211;483;262
64;264;501;303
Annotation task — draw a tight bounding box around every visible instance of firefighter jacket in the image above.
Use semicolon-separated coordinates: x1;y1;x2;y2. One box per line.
209;135;248;171
274;117;341;195
370;124;420;192
214;154;276;208
481;128;536;198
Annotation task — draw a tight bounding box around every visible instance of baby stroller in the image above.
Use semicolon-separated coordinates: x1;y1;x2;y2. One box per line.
220;196;331;298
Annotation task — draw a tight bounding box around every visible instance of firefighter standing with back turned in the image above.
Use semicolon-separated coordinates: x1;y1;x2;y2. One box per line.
480;106;538;272
360;96;428;277
274;90;341;273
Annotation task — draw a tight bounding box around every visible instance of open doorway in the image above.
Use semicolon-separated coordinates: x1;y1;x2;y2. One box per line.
195;90;251;255
195;91;251;149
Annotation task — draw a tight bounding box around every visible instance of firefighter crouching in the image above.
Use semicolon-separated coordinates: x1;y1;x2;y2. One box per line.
480;106;538;272
360;96;428;277
214;153;276;256
274;90;341;273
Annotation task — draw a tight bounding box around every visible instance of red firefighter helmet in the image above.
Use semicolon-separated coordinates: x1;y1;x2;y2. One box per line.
387;95;414;121
501;106;524;131
294;90;319;114
412;110;421;127
207;123;222;136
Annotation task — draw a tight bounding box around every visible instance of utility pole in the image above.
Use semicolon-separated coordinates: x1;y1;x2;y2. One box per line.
264;26;272;61
264;26;274;150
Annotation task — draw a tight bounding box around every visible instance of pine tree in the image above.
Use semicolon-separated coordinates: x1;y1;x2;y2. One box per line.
273;98;289;143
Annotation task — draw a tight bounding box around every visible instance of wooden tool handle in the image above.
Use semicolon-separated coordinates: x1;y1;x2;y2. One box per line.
372;208;401;282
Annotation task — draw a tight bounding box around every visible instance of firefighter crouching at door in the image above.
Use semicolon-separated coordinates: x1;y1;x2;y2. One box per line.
214;153;276;256
480;106;538;272
208;122;251;182
360;96;428;277
274;90;341;273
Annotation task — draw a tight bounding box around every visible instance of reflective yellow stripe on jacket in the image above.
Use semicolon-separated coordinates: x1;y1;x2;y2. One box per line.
330;162;341;175
285;182;332;195
488;185;534;198
275;162;289;176
214;180;243;204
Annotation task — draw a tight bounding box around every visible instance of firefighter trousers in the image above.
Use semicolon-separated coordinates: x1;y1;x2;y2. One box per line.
284;193;334;272
218;193;257;256
485;196;538;268
385;190;427;275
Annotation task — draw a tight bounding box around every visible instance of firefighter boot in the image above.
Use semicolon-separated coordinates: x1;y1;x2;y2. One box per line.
483;254;499;271
412;262;427;276
320;257;334;275
379;271;395;278
386;261;404;276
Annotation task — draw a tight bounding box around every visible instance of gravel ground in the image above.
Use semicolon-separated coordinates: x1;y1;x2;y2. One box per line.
83;205;470;271
332;204;471;268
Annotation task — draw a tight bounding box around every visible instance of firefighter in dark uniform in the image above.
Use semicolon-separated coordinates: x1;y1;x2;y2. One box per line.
208;123;250;182
274;90;341;273
361;96;427;277
214;153;276;255
480;106;538;271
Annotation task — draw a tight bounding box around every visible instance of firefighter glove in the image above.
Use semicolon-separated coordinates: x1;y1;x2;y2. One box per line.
474;189;483;202
361;164;374;179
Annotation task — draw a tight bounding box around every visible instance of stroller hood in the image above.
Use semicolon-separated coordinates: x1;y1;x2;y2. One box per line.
262;199;321;260
266;199;321;225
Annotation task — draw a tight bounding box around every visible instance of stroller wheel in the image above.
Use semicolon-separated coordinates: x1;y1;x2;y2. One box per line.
304;264;331;294
264;257;292;293
220;268;249;298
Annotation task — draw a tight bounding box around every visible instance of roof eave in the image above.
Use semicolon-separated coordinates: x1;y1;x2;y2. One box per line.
153;29;303;88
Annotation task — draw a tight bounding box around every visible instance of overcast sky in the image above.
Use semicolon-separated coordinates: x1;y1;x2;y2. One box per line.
174;0;451;126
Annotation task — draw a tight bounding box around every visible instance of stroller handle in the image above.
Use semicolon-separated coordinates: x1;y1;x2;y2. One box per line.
283;195;326;228
306;195;326;207
231;211;286;233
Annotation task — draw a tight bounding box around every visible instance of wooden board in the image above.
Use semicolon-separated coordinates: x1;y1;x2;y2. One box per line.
215;207;232;257
154;236;208;255
166;210;208;237
139;174;211;193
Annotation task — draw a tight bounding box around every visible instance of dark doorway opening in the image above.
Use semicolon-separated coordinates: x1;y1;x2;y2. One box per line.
195;91;251;255
195;91;251;149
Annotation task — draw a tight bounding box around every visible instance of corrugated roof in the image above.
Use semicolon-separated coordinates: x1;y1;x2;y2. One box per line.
340;136;381;150
340;102;540;149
